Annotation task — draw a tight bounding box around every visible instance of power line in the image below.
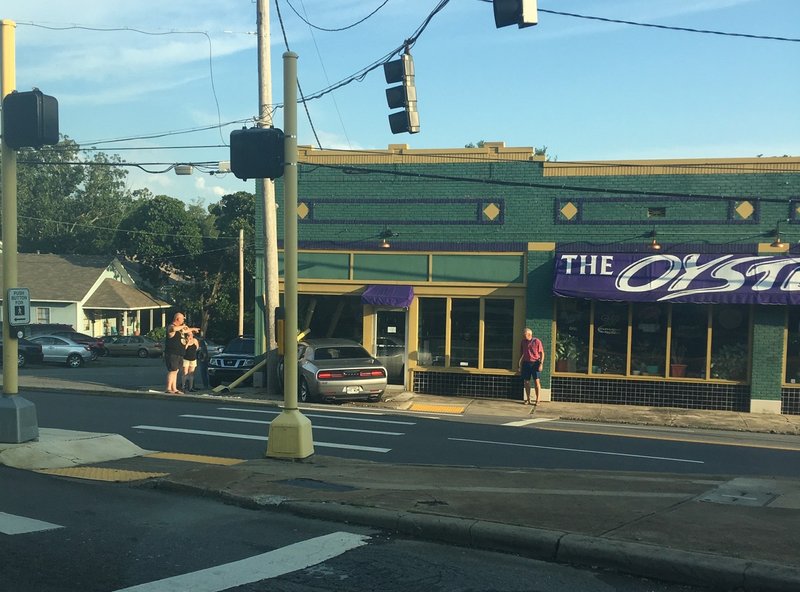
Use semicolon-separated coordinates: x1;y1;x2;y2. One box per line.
284;0;390;32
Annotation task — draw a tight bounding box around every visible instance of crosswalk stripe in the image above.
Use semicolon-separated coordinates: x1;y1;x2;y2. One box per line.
114;531;369;591
0;512;63;535
132;425;392;453
180;414;405;436
217;407;417;425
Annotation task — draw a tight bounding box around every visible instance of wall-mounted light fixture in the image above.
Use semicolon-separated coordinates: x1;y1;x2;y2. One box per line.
771;218;789;248
379;227;398;249
648;228;661;251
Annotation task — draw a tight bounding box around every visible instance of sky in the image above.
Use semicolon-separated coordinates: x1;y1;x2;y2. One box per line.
2;0;799;205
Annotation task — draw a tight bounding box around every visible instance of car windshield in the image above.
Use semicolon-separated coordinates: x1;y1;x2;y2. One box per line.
314;346;370;360
225;339;254;355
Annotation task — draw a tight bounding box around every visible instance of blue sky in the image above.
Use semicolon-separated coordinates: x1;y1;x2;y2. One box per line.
3;0;799;205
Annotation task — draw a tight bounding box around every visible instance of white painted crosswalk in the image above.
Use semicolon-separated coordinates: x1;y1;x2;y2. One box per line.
114;531;369;592
0;511;63;535
131;406;415;454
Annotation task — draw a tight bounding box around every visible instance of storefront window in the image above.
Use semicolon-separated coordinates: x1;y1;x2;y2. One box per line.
298;295;363;342
418;298;446;367
592;301;627;375
631;303;667;377
710;305;750;381
450;299;479;368
786;308;800;383
670;304;708;378
483;299;514;370
555;299;590;373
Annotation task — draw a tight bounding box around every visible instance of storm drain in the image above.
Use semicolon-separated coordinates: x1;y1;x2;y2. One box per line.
278;478;358;492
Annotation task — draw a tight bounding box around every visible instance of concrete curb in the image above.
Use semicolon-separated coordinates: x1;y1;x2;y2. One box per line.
153;480;800;592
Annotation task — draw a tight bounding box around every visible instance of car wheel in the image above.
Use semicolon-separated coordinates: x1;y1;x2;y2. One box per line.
137;348;149;358
66;353;83;368
90;350;99;361
299;378;311;403
17;353;26;368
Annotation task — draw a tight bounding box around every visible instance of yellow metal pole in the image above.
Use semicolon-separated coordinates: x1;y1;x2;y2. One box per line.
266;51;313;459
1;19;19;393
0;19;38;443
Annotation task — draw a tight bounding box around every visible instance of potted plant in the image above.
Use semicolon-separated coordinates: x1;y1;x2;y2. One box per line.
670;344;688;377
711;343;748;380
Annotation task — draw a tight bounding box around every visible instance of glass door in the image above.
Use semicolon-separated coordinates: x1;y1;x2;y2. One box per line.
375;309;406;386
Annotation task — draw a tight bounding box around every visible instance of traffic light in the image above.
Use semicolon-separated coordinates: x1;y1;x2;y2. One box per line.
1;89;59;149
229;127;285;181
493;0;538;28
383;53;419;134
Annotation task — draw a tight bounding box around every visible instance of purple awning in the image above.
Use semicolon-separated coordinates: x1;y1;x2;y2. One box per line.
554;252;800;305
361;285;414;308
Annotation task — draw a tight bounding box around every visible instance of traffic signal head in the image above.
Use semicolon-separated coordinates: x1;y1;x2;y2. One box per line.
229;127;285;181
493;0;538;28
1;89;59;150
383;54;419;134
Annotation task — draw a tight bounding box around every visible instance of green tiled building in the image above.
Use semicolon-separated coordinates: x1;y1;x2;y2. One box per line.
270;142;800;415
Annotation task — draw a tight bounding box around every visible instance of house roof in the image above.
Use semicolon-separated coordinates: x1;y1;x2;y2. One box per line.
0;253;170;310
84;278;170;310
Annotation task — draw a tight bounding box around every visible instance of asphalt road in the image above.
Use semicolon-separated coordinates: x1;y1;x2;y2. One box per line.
1;466;706;592
22;389;800;477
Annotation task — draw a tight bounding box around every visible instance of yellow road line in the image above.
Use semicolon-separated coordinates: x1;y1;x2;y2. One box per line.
409;403;465;414
35;467;168;482
145;452;245;465
536;424;800;451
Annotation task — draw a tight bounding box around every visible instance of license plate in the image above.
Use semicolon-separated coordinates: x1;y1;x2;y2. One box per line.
345;386;363;394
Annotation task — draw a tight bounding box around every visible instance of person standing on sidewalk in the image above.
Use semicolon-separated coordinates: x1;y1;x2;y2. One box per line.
164;312;199;394
518;327;544;405
196;337;210;389
182;333;199;392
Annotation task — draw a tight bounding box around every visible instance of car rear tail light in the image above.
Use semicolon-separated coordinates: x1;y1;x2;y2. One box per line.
359;369;386;378
317;371;346;380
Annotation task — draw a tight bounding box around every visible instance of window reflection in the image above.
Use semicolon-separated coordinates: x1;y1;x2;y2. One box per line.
631;304;667;377
483;299;514;370
555;298;590;373
417;298;446;367
450;299;479;368
670;304;708;378
710;305;750;381
787;308;800;383
591;302;627;375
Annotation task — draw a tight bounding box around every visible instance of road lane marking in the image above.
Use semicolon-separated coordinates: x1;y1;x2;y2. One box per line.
535;423;800;452
132;425;391;453
449;437;705;464
217;407;417;425
114;531;369;592
0;512;63;535
180;414;405;436
503;418;556;427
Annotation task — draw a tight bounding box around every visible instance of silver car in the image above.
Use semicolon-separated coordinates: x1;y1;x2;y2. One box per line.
29;334;93;368
286;338;388;403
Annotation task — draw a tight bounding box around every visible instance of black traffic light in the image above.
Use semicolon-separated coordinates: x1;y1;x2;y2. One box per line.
1;89;59;149
383;53;419;134
493;0;538;28
229;127;285;181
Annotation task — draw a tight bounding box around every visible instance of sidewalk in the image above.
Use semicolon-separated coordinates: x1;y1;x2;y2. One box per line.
3;374;800;590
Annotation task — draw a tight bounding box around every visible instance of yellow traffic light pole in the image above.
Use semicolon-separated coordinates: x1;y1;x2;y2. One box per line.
0;19;38;443
266;51;313;459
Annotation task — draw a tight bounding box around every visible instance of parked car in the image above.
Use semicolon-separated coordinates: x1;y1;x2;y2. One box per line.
202;339;225;357
281;338;387;403
0;337;44;368
51;331;106;360
103;335;163;358
208;336;257;387
28;335;93;368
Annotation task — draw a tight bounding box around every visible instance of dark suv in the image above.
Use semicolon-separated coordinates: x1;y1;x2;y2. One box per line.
208;336;257;387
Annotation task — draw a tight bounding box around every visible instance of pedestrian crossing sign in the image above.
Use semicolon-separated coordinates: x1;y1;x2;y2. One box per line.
7;288;30;326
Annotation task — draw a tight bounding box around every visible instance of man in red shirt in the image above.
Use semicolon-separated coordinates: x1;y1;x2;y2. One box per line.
518;327;544;405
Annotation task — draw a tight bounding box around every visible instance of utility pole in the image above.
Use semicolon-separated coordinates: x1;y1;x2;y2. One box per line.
0;19;38;443
256;0;280;393
266;51;313;459
238;228;244;336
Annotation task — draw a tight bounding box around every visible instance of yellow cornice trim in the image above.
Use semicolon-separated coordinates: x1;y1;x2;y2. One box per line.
297;142;544;164
528;242;556;251
544;157;800;177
